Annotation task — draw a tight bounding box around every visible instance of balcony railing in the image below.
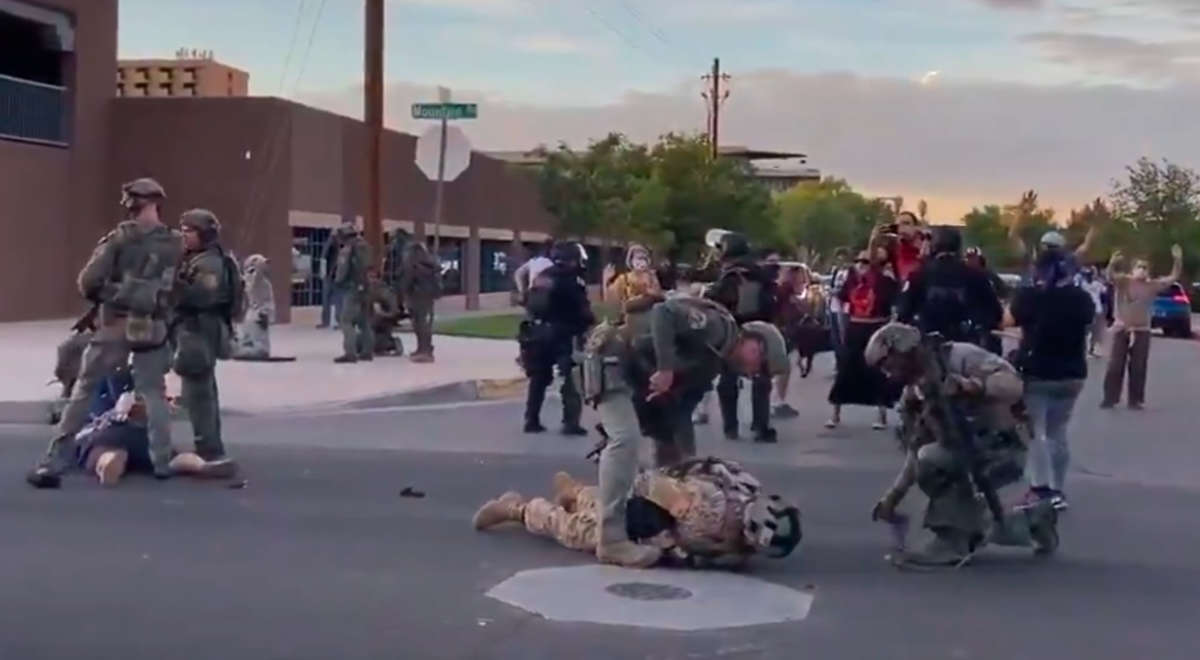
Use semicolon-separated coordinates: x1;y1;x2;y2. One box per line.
0;72;67;146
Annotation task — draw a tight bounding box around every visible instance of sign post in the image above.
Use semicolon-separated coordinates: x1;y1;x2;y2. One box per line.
411;91;478;257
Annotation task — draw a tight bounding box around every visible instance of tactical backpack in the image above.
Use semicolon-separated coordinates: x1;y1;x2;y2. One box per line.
221;248;247;326
711;267;772;321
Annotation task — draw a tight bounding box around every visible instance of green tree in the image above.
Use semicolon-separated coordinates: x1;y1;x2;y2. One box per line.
1110;157;1200;275
962;205;1013;268
774;178;891;269
533;133;650;242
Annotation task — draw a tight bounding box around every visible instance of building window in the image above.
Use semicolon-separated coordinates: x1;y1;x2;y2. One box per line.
116;84;123;96
183;67;196;83
185;85;196;97
0;4;72;145
134;83;148;96
116;69;124;81
158;83;172;95
160;67;173;80
135;67;149;82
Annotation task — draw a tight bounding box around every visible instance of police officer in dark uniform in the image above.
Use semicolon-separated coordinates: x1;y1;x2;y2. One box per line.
704;232;779;443
519;241;595;435
898;227;1002;347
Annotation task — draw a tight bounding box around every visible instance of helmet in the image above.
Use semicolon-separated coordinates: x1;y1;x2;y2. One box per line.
930;226;962;256
180;208;221;243
120;178;166;210
1039;230;1066;249
743;494;802;559
551;240;584;266
863;322;921;368
336;222;359;239
740;321;790;376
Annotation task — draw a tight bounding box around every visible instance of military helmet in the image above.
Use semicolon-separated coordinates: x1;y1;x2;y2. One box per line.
120;177;166;209
863;322;922;368
551;240;585;266
180;208;221;242
1039;230;1066;249
740;321;790;376
743;494;802;559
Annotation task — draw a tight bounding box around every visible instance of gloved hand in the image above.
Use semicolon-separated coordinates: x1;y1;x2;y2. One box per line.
871;493;901;522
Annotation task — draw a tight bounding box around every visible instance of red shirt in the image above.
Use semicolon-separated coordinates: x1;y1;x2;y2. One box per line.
895;239;923;283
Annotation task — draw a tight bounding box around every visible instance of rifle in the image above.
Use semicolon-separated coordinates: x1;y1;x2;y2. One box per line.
71;303;101;334
586;423;609;462
919;333;1006;526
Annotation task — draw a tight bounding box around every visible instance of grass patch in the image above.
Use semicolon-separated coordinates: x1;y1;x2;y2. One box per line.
433;303;620;340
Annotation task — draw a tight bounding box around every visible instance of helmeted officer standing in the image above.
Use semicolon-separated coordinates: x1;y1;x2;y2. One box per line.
333;223;373;363
170;209;240;478
28;178;184;488
898;227;1002;346
520;241;594;435
705;232;779;443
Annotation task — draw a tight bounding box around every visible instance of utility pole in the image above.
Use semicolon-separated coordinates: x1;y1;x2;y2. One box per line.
364;0;384;265
701;57;730;160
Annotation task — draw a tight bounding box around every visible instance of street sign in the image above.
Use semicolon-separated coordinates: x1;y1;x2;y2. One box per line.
411;103;478;120
415;124;472;182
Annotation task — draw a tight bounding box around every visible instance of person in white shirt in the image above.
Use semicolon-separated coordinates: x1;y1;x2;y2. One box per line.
513;240;555;306
1077;267;1107;357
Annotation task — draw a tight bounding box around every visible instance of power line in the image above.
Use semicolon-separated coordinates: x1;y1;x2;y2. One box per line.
288;0;329;93
276;0;308;94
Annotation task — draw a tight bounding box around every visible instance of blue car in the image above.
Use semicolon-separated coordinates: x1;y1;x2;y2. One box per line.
1151;283;1193;338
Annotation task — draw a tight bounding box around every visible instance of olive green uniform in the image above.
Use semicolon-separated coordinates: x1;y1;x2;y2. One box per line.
583;297;739;550
368;280;402;354
173;244;235;460
335;235;372;360
42;221;184;475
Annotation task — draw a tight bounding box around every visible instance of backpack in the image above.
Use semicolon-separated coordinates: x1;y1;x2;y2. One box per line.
220;248;247;325
713;267;771;320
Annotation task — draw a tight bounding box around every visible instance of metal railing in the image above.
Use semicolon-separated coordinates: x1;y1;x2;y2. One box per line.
0;72;67;146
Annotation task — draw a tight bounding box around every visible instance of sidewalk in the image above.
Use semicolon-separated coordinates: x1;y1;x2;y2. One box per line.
0;318;524;422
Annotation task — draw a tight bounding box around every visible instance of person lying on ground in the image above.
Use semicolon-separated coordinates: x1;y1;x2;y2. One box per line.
472;457;801;569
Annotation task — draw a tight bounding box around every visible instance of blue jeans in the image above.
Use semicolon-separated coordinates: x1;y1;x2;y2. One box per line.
1023;379;1084;492
320;280;342;327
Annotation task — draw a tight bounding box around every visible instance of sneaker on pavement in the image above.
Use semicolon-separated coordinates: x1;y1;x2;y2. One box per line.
752;428;778;444
723;429;740;441
25;466;62;489
333;355;357;364
524;421;547;434
560;425;588;437
596;541;661;568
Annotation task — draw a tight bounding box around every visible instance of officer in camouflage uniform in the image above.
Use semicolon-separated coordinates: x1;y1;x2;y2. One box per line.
366;266;404;356
864;322;1059;567
27;178;184;488
171;209;239;477
333;223;373;363
399;241;441;363
579;296;790;567
473;457;801;568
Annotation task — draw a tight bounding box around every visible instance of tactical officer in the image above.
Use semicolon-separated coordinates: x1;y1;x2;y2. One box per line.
520;241;594;435
705;232;779;443
27;178;184;488
170;209;240;477
864;323;1059;567
897;227;1002;346
580;296;789;567
333;223;373;363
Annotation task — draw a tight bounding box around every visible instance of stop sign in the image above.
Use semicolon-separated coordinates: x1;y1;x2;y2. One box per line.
415;125;472;182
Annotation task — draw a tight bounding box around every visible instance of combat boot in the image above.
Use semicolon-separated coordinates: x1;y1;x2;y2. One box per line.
25;434;75;489
552;472;584;509
472;491;526;530
596;540;662;569
333;355;357;364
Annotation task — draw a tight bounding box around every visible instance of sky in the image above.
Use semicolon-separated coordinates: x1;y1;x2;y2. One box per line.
118;0;1200;221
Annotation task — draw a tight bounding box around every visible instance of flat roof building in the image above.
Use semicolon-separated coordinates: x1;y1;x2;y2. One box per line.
117;52;248;98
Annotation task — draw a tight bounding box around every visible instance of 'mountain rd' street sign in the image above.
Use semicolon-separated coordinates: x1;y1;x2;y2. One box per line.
411;103;478;120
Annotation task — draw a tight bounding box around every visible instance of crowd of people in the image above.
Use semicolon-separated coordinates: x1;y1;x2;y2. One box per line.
490;208;1187;569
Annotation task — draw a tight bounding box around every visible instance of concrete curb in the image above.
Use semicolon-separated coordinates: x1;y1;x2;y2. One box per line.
1;377;529;425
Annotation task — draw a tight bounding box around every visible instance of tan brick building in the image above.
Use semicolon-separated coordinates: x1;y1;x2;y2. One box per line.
117;51;248;98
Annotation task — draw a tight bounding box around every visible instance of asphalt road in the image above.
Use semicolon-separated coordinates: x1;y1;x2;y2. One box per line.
1;334;1197;660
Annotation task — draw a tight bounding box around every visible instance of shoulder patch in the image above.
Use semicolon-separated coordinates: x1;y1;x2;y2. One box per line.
687;307;708;330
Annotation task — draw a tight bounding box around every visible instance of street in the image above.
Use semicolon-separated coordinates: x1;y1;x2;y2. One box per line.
1;335;1197;660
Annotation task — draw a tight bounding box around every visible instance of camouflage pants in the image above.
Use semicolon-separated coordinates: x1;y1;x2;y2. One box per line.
523;486;600;551
339;291;372;358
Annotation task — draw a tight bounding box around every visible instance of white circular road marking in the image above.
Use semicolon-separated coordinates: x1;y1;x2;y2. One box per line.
486;565;814;631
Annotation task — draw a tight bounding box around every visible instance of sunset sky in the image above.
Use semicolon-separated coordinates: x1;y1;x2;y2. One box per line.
118;0;1200;221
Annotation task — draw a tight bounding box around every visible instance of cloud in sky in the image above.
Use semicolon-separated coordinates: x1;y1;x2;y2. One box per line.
298;69;1200;220
1023;32;1200;84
